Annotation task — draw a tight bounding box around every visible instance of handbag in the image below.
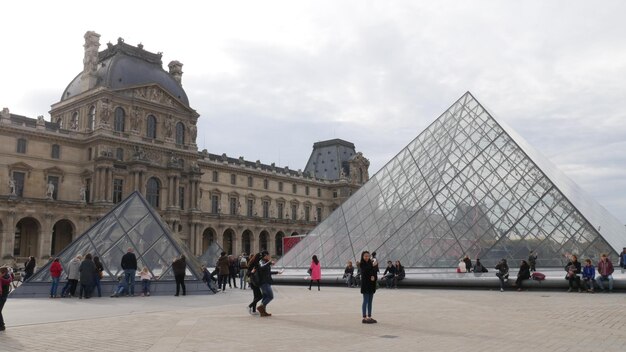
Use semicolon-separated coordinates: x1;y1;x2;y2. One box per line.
307;268;312;275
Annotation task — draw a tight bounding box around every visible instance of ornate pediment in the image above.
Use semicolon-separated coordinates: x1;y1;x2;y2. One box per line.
43;166;65;182
8;162;34;177
118;85;191;112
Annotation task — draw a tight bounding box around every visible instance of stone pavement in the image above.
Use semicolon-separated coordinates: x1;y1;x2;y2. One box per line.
2;286;625;351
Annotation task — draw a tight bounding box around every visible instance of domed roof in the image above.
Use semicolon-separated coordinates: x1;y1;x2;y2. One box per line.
61;40;189;106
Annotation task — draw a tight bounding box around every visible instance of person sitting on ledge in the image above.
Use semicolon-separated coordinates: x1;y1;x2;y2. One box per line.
393;261;405;288
473;258;488;273
495;259;509;292
382;261;396;288
620;248;626;273
343;261;355;287
463;255;472;273
565;255;582;293
581;259;596;293
596;253;614;293
514;260;531;291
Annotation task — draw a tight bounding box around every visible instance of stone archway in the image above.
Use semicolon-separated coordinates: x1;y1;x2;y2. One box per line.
51;219;75;256
275;231;285;256
223;228;235;255
202;227;216;253
259;230;269;252
14;217;41;258
242;229;253;255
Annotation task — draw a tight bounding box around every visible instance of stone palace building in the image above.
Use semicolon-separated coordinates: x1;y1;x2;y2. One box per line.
0;31;369;264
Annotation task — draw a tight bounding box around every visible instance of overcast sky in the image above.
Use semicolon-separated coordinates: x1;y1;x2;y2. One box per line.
2;1;625;223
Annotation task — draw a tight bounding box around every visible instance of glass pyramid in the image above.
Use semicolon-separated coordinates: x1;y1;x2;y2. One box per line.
277;92;626;268
199;242;224;267
29;191;203;282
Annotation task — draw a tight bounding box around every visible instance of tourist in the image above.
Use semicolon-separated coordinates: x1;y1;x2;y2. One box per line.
393;261;405;288
382;261;396;288
463;255;472;273
495;258;509;292
62;255;81;298
457;258;467;273
359;251;377;324
596;253;614;293
473;258;488;273
23;256;36;281
514;260;531;291
565;255;582;293
49;258;62;298
371;252;379;275
229;255;239;289
247;253;263;315
620;247;626;273
581;259;596;293
139;267;153;297
308;255;322;291
120;247;137;297
78;253;97;299
173;255;187;296
0;266;14;331
344;261;355;287
239;253;248;290
217;252;230;292
94;256;104;297
201;265;218;294
528;251;538;272
256;251;282;317
110;276;127;297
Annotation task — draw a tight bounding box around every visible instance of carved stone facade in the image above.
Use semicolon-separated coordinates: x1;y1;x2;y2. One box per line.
0;32;369;264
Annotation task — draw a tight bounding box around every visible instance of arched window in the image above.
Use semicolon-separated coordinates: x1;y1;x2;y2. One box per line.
146;177;160;208
87;107;95;130
176;122;185;145
114;107;125;132
56;117;63;129
146;115;157;139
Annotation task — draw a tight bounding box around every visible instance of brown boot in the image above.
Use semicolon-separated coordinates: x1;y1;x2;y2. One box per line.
257;305;270;317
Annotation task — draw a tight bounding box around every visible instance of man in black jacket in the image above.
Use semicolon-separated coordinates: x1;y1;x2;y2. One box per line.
121;248;137;296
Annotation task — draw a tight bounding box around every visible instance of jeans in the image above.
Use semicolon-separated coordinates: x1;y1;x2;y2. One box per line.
582;278;596;291
596;275;613;291
142;279;151;295
496;273;507;289
362;293;374;317
94;276;102;297
0;296;6;327
50;277;60;297
260;283;274;306
239;269;247;289
124;269;136;295
175;274;186;295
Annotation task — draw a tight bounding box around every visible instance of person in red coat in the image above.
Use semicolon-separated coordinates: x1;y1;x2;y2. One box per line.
49;258;63;298
0;266;13;331
308;255;322;291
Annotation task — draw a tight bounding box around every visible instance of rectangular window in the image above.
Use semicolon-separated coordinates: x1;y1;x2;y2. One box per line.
262;201;269;219
87;147;92;161
305;206;311;222
51;144;60;159
278;182;283;192
211;195;219;214
317;188;321;197
248;176;253;187
305;186;310;196
263;179;269;190
230;197;238;215
47;176;59;200
291;204;297;221
212;171;219;182
247;199;254;217
113;179;123;204
17;138;27;154
179;186;185;210
277;203;284;219
230;174;236;185
85;178;91;203
292;184;297;194
333;190;338;198
316;207;322;222
13;171;25;197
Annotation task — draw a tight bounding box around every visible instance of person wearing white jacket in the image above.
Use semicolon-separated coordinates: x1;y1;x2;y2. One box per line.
61;256;82;297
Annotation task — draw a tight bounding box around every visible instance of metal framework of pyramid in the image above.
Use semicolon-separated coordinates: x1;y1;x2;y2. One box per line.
277;92;626;269
29;191;203;282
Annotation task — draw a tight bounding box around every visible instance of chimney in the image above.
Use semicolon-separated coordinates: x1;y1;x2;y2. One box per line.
168;60;183;86
82;31;101;90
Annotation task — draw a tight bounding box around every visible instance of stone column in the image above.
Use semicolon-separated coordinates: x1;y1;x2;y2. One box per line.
39;213;54;260
2;211;16;260
174;177;180;208
269;232;276;256
251;231;259;255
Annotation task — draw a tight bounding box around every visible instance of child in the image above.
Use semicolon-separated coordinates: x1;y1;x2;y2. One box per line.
139;267;153;297
582;259;595;293
110;276;127;298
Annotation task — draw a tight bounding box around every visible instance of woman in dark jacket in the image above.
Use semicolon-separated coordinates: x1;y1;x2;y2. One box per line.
515;260;531;291
78;253;97;299
93;256;104;297
24;256;36;281
246;253;263;314
172;255;187;296
359;251;378;324
565;255;582;292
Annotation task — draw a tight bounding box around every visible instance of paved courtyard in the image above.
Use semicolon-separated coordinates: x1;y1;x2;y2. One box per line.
2;286;625;351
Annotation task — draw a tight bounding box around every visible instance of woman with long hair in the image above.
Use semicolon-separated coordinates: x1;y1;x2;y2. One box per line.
93;256;104;297
359;251;378;324
308;255;321;291
246;253;263;315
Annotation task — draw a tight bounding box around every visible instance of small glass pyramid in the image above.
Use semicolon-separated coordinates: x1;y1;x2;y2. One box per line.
277;92;625;268
29;191;203;282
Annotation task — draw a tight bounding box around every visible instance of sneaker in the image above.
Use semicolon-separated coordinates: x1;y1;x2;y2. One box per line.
500;288;504;292
147;292;150;296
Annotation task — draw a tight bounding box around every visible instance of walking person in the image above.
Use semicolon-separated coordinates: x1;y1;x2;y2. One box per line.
49;258;63;298
359;251;378;324
514;260;531;291
246;253;263;315
256;251;282;317
0;267;14;331
528;251;538;272
121;248;137;296
495;258;509;292
78;253;97;299
229;255;239;289
93;256;104;297
217;252;230;292
308;255;322;291
23;256;36;281
62;255;81;298
565;255;582;293
239;253;248;290
173;255;187;296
